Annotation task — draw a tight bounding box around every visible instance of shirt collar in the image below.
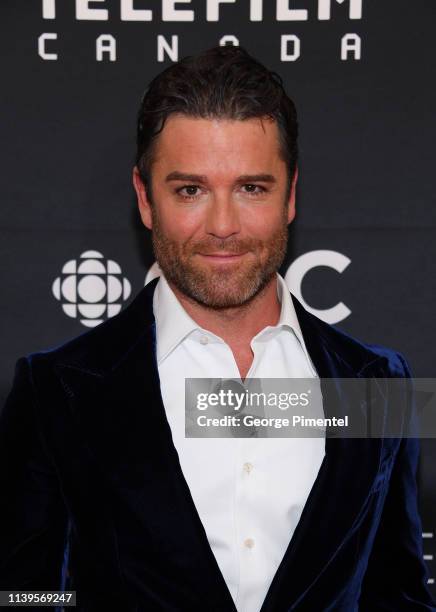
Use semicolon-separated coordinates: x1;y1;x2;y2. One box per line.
153;273;200;364
270;273;317;374
153;271;314;372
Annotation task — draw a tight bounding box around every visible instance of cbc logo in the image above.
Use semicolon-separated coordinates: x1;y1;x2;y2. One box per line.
52;250;131;328
145;250;352;325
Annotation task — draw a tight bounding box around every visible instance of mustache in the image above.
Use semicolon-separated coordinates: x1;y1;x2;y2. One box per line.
191;237;261;255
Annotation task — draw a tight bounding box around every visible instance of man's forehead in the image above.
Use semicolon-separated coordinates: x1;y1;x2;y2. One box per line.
153;114;283;169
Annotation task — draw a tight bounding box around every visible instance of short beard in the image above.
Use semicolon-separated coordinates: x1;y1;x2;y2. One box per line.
150;207;289;310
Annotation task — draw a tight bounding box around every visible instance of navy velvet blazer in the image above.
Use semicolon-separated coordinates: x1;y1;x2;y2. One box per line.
1;277;435;611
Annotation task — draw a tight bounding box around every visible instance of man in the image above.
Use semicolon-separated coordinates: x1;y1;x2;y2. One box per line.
0;45;434;611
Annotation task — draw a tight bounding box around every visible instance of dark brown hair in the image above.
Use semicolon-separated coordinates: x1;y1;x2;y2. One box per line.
136;45;298;200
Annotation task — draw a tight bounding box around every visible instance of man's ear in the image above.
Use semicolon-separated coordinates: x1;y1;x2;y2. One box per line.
133;166;153;230
287;166;298;225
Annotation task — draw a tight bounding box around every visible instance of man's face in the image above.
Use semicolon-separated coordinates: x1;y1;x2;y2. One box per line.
133;114;297;309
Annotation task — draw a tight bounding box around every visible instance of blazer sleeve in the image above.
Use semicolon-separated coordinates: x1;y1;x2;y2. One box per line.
359;352;436;611
0;356;69;592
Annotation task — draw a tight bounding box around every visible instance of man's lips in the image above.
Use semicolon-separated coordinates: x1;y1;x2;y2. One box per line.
197;252;248;262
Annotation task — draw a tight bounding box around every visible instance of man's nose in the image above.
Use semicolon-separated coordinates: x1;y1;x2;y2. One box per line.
205;194;241;238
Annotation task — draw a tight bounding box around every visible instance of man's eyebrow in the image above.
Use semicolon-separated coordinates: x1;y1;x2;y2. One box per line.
236;174;277;184
165;172;277;183
165;172;207;182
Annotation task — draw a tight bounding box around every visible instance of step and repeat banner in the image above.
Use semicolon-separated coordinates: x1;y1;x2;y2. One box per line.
1;0;435;593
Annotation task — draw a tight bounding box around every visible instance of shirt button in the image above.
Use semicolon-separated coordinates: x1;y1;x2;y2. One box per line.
244;538;255;549
243;462;253;474
199;335;209;345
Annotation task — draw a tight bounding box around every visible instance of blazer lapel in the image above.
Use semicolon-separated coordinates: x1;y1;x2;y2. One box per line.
54;278;237;611
259;294;386;611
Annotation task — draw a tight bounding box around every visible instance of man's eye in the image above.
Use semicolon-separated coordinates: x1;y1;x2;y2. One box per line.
177;185;200;199
242;184;265;195
176;184;266;199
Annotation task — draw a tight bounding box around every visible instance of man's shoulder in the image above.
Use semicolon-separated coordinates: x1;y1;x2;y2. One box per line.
25;279;158;375
332;323;411;377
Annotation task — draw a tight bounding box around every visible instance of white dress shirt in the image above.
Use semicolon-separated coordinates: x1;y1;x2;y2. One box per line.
153;272;325;612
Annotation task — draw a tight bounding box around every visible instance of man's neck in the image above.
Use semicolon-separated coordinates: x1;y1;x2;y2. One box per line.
167;275;281;349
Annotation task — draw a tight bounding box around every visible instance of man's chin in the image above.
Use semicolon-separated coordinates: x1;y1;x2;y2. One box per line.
186;291;256;310
171;267;273;309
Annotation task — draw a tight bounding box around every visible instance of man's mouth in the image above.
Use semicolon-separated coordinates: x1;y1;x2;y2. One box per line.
197;252;248;262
